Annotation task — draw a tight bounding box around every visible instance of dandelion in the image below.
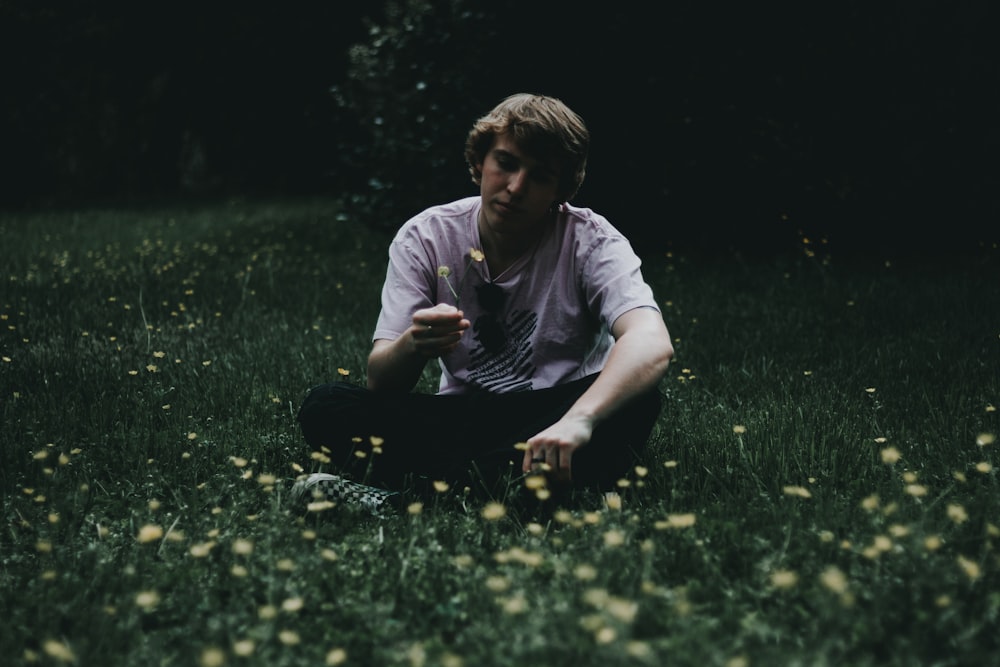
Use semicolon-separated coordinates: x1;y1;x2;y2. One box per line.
770;569;799;589
326;648;348;666
481;502;507;521
43;639;76;663
655;513;697;530
663;460;678;468
595;626;617;644
975;461;993;473
190;541;217;557
924;535;943;551
904;484;928;498
407;502;423;515
819;566;849;595
783;485;812;499
880;447;901;464
888;524;910;538
526;522;545;535
233;640;255;657
282;597;304;613
438;248;486;307
524;475;546;491
732;425;747;434
200;647;225;667
861;494;880;512
501;594;528;615
603;529;626;547
976;432;995;447
873;535;893;552
232;538;254;555
433;480;449;493
485;575;510;592
135;590;161;609
574;564;599;581
137;524;163;543
452;554;474;569
278;630;301;646
957;555;981;581
947;503;969;524
604;492;622;511
626;641;652;659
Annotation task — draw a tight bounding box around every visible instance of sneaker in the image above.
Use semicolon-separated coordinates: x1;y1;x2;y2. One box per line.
290;472;401;517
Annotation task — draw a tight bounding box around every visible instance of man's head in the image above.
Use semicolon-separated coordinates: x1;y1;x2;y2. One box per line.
465;94;589;204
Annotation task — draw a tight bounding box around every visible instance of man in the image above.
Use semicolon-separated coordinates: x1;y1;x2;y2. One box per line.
294;94;673;514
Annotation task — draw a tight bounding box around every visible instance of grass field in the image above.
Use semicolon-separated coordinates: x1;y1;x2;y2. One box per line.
1;198;998;666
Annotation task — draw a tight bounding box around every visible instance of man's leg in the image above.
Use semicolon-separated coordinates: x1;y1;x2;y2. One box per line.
296;377;662;495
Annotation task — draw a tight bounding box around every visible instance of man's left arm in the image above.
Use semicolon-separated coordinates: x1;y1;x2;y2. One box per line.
522;307;673;480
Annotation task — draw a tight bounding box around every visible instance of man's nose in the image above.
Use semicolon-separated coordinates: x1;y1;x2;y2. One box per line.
507;169;528;195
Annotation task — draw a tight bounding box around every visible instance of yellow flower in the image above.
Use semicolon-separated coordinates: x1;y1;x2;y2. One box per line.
437;266;452;277
200;648;225;667
819;566;849;594
603;529;626;547
947;503;969;524
655;513;697;530
481;502;507;520
880;447;901;464
278;630;301;645
43;639;76;663
135;590;161;609
770;569;799;589
783;485;812;498
469;248;485;262
233;640;255;657
976;432;995;446
137;524;163;543
282;597;304;613
232;538;254;555
957;555;981;581
732;425;747;434
326;648;348;666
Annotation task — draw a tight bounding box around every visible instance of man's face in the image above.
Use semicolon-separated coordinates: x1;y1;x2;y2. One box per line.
477;133;562;240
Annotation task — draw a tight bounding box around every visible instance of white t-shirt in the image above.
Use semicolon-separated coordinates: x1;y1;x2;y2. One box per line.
373;196;660;394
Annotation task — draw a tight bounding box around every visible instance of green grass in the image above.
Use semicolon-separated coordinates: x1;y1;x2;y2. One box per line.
2;198;998;666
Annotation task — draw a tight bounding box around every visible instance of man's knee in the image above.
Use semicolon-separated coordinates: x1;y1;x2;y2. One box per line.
297;381;371;445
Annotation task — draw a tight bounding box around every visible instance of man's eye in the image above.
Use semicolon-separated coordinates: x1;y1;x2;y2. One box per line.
497;157;517;171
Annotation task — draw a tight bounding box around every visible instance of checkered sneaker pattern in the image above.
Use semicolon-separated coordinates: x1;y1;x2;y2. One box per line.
291;472;400;517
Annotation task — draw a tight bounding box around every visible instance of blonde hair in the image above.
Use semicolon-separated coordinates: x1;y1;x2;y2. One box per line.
464;93;589;202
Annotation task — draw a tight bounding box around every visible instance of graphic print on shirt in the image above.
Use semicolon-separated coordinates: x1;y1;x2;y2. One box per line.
467;308;538;392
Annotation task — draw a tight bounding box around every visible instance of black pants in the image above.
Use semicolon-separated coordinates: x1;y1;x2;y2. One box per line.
297;374;662;497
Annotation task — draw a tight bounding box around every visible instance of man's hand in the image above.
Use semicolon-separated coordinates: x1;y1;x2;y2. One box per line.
368;304;470;392
522;412;595;483
409;303;470;358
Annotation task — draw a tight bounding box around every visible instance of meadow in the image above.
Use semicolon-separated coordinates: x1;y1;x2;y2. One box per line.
1;198;997;666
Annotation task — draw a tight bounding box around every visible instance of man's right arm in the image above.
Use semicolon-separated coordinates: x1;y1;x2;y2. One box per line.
366;304;470;392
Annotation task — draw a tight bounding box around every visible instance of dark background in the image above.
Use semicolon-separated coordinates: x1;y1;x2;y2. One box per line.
2;1;996;256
